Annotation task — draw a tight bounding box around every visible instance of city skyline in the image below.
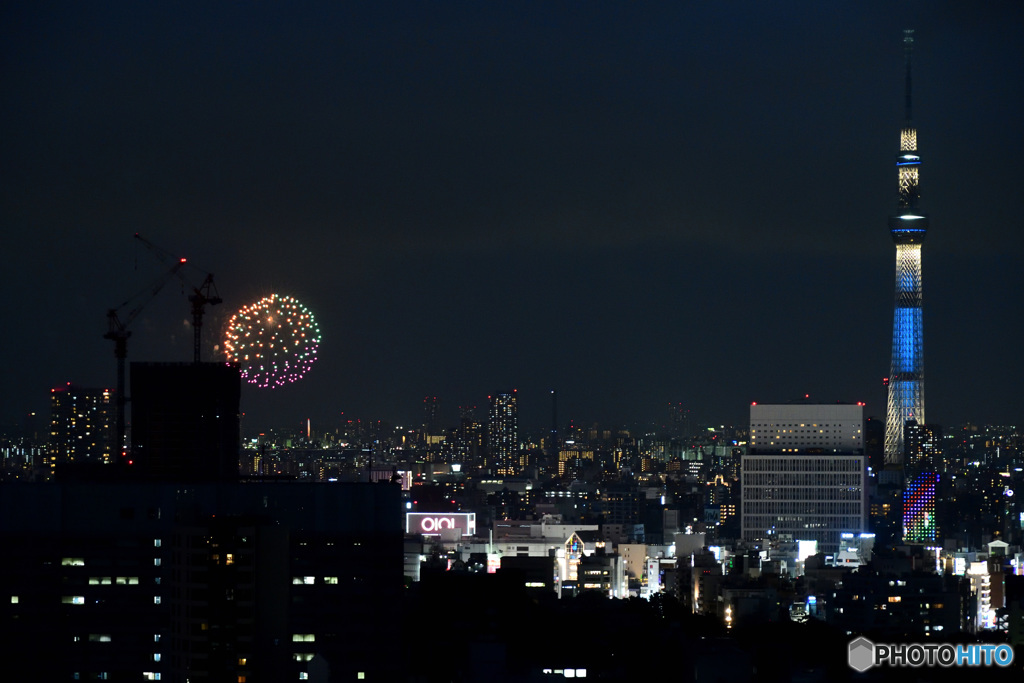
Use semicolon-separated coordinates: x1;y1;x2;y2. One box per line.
3;2;1024;433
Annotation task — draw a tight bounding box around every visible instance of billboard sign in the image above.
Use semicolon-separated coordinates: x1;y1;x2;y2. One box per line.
406;512;476;537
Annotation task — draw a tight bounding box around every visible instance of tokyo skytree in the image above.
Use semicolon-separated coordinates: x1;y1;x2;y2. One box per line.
884;29;928;465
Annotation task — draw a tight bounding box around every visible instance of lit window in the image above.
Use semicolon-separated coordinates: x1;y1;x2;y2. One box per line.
154;596;161;605
323;577;338;584
237;658;247;666
291;634;315;642
226;553;234;565
61;558;85;567
299;675;308;681
129;577;139;585
153;539;162;548
153;558;161;566
153;653;161;662
62;596;85;605
10;596;17;604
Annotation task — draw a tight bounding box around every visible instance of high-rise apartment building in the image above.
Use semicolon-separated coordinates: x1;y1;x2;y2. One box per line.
742;402;868;556
903;419;942;471
451;405;484;465
0;480;403;681
487;391;518;476
47;383;114;470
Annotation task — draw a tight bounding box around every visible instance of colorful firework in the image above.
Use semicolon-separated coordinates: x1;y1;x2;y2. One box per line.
224;294;321;388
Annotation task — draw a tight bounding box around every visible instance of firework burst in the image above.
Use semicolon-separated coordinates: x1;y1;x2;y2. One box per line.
224;294;321;388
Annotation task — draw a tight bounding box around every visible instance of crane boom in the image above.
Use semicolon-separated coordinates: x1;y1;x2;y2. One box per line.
103;259;186;460
133;233;223;362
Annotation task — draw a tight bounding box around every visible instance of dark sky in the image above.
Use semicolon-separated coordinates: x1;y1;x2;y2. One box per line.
3;1;1023;435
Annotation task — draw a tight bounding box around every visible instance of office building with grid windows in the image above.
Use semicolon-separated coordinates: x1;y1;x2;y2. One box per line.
742;403;868;556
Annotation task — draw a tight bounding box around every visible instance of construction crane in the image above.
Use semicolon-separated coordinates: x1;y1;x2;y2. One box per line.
133;233;223;363
104;258;187;459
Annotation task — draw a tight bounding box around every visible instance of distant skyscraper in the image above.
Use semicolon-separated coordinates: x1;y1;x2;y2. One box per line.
487;391;518;476
549;389;559;465
668;402;690;439
885;29;928;465
903;419;942;471
47;383;114;470
452;405;483;464
422;396;441;437
422;396;444;462
742;402;867;555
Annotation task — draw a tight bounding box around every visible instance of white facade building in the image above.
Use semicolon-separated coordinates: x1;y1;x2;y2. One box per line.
742;403;867;556
749;403;864;454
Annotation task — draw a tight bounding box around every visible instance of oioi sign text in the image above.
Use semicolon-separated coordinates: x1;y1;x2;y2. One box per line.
406;512;476;537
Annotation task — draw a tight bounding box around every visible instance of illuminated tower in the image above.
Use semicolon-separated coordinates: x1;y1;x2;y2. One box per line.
884;29;929;465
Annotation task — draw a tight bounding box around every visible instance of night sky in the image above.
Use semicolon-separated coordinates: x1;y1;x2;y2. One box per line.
3;2;1023;435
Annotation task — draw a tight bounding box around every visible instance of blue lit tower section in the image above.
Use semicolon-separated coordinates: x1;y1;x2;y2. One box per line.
903;472;938;543
884;29;929;465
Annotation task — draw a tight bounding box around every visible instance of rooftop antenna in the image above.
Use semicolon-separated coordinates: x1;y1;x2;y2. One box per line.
903;29;914;125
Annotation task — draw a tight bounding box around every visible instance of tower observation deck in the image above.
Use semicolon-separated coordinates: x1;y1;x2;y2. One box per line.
884;29;928;465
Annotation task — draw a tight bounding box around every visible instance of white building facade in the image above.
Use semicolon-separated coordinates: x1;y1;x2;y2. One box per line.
742;403;868;556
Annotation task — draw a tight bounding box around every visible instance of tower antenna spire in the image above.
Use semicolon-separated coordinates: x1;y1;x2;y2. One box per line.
903;29;914;125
